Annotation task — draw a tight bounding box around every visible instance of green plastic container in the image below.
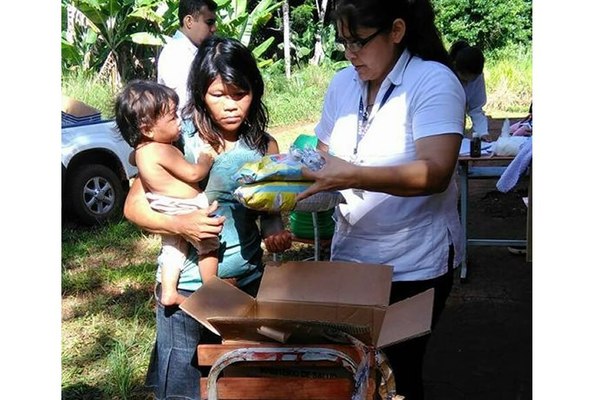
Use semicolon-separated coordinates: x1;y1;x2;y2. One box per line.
290;209;335;239
292;133;318;150
289;134;335;239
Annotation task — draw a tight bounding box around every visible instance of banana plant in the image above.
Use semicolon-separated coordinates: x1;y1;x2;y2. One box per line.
215;0;281;60
62;0;176;85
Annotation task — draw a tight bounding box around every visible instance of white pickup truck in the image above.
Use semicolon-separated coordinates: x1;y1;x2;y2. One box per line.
62;119;138;225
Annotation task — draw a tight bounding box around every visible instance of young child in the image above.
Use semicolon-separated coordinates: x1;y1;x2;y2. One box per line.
115;80;220;306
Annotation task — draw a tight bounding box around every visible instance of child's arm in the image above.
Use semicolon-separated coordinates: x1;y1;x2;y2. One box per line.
156;144;214;183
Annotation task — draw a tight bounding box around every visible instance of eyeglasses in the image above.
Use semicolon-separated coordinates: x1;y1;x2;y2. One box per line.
337;28;384;53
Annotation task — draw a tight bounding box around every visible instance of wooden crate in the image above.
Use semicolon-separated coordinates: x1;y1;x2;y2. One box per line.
198;343;379;400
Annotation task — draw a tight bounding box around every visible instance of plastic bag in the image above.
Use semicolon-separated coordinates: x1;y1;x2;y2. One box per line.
233;181;345;212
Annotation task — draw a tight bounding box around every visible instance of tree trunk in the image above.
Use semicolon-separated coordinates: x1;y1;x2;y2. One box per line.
310;0;328;66
282;0;291;79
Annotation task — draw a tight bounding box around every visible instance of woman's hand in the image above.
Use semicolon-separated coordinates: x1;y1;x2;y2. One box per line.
124;178;225;242
263;229;292;254
296;151;358;201
175;200;226;244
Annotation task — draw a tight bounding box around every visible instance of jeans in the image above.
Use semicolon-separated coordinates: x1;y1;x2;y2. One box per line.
145;279;261;399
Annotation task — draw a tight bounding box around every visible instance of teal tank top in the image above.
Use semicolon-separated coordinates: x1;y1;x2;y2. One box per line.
164;120;264;291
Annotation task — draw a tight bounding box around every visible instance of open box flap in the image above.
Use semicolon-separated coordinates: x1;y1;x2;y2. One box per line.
180;277;256;335
376;288;434;348
258;261;393;307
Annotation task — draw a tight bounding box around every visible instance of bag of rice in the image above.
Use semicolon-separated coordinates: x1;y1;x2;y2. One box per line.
233;147;326;184
233;181;344;212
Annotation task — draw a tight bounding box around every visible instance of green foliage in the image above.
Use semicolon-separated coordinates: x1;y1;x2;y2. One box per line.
484;44;532;113
63;0;283;81
62;0;174;84
264;63;337;127
62;69;118;117
433;0;532;52
215;0;282;60
287;1;316;63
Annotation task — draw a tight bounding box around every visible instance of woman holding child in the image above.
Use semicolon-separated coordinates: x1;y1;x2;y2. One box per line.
124;36;291;399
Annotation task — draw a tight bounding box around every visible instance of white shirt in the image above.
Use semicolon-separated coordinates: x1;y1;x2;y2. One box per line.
157;30;197;116
463;73;489;136
315;50;466;281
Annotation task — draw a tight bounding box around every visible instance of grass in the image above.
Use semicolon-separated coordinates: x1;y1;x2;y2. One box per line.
61;216;318;399
62;220;159;399
62;48;531;399
264;63;338;128
484;45;532;114
62;70;120;118
62;46;532;125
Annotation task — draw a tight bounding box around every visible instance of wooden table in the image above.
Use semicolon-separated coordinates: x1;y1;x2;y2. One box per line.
457;154;531;281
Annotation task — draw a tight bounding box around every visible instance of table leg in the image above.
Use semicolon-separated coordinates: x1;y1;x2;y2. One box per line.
526;165;532;262
312;211;320;261
459;164;469;281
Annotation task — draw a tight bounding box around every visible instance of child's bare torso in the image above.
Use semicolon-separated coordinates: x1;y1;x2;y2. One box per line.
135;142;202;199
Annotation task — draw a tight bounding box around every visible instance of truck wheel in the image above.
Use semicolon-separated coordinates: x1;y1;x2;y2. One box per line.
67;164;125;225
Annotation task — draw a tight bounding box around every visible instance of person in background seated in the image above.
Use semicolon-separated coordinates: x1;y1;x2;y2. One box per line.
449;40;490;141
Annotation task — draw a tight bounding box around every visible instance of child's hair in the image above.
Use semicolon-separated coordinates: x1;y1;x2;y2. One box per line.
185;36;270;155
115;80;179;148
449;40;484;76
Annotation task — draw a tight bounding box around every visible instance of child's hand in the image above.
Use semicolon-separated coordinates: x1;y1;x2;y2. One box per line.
200;143;218;159
197;152;214;166
196;143;217;166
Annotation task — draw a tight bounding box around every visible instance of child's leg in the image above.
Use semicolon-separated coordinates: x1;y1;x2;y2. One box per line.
158;235;188;306
160;264;186;306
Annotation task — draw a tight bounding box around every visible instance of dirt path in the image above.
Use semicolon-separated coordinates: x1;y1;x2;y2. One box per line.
269;121;317;151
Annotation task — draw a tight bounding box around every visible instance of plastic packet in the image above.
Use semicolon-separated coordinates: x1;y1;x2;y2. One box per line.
233;181;344;212
233;147;325;184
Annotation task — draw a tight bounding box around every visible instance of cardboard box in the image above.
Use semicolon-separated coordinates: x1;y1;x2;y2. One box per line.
61;96;101;126
181;261;434;348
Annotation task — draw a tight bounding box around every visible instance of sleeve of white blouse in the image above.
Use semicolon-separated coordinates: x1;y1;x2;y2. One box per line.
465;74;489;136
412;66;467;139
314;72;340;146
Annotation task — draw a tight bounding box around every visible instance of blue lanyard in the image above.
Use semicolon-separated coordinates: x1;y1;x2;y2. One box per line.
354;83;396;156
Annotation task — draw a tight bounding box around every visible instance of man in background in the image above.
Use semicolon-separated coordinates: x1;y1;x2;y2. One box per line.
157;0;218;116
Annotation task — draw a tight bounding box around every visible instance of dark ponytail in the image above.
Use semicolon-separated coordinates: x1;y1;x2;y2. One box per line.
403;0;450;67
